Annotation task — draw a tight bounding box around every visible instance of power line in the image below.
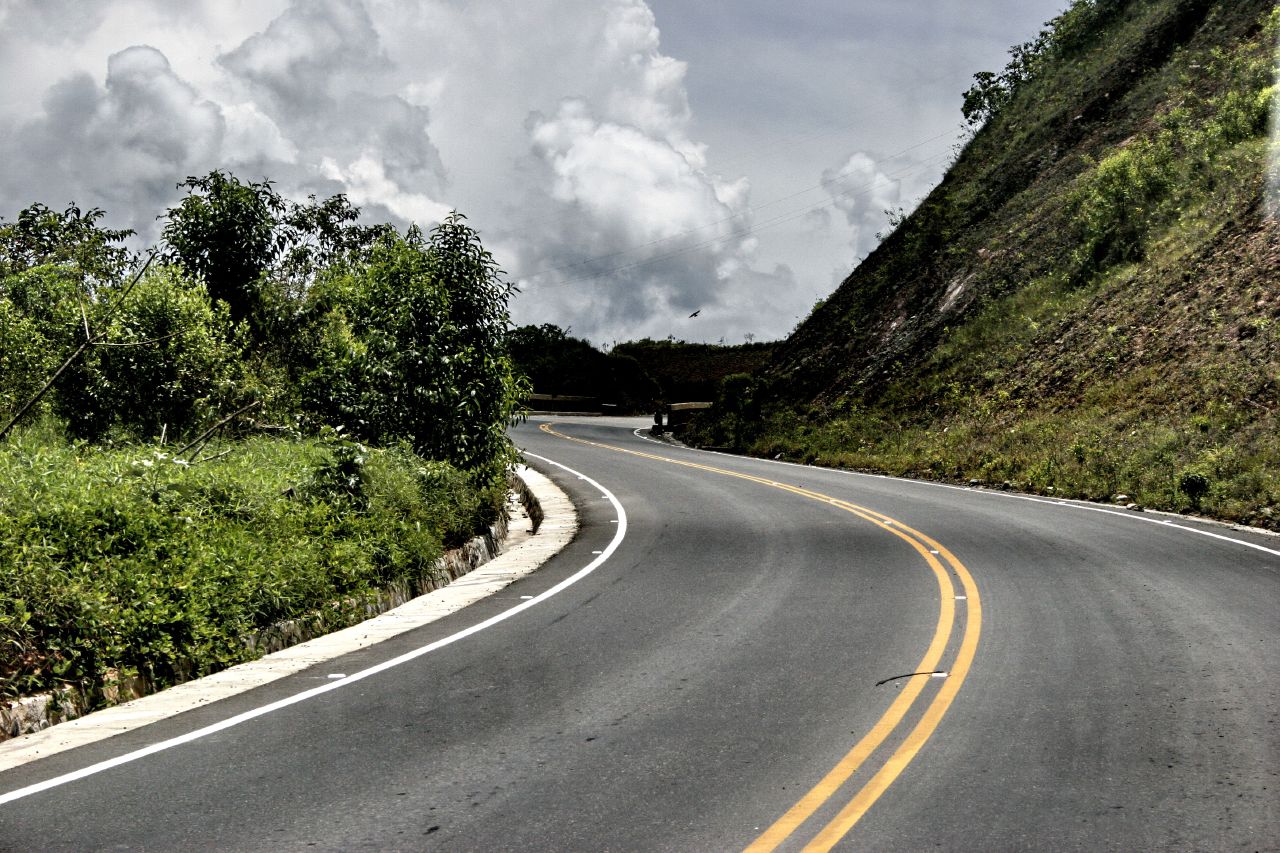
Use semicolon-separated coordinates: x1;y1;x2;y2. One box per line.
705;64;982;172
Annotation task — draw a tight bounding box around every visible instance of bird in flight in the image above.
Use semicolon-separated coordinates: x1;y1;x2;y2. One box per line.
688;309;701;318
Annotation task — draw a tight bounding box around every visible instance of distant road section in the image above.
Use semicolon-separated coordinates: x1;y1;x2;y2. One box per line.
0;416;1275;850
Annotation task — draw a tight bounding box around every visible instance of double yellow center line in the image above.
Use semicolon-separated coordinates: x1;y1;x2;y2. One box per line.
538;423;981;850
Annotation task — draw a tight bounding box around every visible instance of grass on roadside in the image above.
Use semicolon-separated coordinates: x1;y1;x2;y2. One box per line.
0;418;501;702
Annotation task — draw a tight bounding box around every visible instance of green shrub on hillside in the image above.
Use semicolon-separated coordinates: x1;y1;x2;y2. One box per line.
1071;136;1177;273
1069;5;1276;277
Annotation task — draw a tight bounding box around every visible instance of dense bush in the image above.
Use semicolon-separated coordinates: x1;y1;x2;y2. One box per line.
297;215;526;485
0;426;490;699
1070;136;1177;272
59;267;241;440
688;373;762;450
0;268;82;422
2;177;526;468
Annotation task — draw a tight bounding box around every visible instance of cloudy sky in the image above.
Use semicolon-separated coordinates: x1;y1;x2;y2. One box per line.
0;0;1067;345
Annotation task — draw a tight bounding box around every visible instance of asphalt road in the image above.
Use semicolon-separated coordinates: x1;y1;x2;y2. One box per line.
1;417;1276;851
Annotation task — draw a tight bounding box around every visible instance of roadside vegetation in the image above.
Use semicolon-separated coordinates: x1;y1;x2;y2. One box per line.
692;0;1280;527
0;177;525;704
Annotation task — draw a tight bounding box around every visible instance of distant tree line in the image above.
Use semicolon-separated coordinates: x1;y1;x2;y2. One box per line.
507;324;659;412
508;324;775;410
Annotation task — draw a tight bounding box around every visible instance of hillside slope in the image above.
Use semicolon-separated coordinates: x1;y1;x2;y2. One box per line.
698;0;1280;525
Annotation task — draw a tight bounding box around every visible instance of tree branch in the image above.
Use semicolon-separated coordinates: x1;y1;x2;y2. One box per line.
93;331;182;348
175;400;262;459
191;448;233;465
0;253;156;442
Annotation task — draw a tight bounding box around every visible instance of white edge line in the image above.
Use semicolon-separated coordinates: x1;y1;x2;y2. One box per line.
0;451;626;807
632;427;1280;561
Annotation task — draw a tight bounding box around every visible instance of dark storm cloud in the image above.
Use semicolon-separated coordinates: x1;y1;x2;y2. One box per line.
325;93;445;190
218;0;390;116
0;45;224;238
218;0;446;206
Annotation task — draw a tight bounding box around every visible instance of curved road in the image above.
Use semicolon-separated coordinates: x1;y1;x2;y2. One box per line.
0;417;1276;850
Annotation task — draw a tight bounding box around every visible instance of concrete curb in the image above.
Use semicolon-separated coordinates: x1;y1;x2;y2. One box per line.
0;464;577;772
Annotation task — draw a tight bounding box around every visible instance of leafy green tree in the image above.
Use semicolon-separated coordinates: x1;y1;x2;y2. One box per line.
300;214;526;483
161;171;286;332
962;0;1127;129
278;193;394;284
962;71;1011;128
162;173;407;354
0;203;133;282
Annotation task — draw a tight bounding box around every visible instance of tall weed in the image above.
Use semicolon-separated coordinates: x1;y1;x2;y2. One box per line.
0;425;496;700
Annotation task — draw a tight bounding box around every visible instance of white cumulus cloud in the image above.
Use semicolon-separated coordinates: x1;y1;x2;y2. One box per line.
0;0;808;342
0;45;225;237
821;152;903;260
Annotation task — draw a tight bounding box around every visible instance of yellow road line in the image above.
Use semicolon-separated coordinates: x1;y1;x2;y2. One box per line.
537;423;982;850
802;537;981;850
